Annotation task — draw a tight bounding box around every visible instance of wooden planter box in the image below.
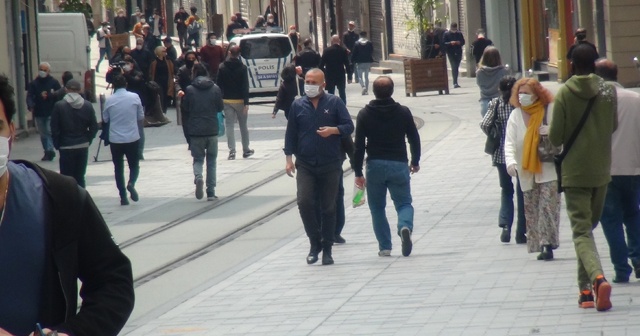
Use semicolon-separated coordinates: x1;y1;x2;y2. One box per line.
403;58;449;96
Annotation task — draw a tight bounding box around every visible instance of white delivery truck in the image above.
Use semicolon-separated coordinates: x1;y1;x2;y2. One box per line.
37;13;95;102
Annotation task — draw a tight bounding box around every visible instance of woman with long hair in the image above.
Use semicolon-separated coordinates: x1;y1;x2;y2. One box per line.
476;46;509;117
480;76;526;244
148;46;175;114
504;78;561;260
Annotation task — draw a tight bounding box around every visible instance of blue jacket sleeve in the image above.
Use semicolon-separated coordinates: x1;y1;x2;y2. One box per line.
284;101;299;156
335;100;354;137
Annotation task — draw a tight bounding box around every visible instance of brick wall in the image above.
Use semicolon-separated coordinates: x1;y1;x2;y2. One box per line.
391;0;420;58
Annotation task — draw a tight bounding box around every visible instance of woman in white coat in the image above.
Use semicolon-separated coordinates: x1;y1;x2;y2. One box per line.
504;78;561;260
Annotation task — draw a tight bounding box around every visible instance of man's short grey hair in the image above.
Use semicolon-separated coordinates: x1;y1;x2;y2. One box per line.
39;62;51;70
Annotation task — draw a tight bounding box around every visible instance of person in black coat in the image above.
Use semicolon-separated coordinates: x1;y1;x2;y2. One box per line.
342;21;359;83
442;22;465;88
320;35;350;103
114;9;130;34
131;37;155;79
174;7;190;49
295;39;321;77
272;65;304;119
422;27;442;59
27;62;62;161
471;29;493;65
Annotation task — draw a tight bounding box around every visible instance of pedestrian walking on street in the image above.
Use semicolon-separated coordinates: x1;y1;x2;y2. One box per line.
295;39;321;77
443;22;465;88
148;8;165;41
27;62;61;161
594;58;640;283
149;46;176;114
342;21;359;84
284;68;354;265
132;17;146;39
288;25;300;52
199;32;226;81
549;44;617;311
185;7;202;49
175;51;199;145
182;64;224;201
504;78;560;260
50;79;98;188
351;32;374;95
163;37;178;63
0;74;135;336
174;6;189;49
320;35;350;104
217;46;254;160
471;29;493;65
131;37;154;79
102;76;145;206
480;76;526;244
272;65;304;119
476;46;508;117
114;9;130;34
352;76;421;257
95;21;112;73
226;16;242;41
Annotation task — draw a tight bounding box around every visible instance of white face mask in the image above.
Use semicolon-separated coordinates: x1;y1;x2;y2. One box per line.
519;93;536;107
304;84;322;98
210;39;216;44
136;45;143;50
0;137;9;177
38;71;47;78
123;64;133;71
268;19;274;23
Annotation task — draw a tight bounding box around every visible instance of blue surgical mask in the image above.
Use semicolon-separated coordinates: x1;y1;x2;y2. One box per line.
38;71;47;78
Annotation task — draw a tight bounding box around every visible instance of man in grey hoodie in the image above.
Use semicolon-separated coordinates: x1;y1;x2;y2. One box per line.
182;64;224;200
50;79;98;188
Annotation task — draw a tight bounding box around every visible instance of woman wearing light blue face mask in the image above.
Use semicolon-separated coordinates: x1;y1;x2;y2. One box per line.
504;78;561;261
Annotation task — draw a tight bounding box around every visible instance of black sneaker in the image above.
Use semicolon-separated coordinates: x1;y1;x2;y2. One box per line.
634;260;640;279
500;227;511;243
195;177;204;200
243;149;255;158
127;183;139;202
578;290;595;309
400;227;412;257
207;192;218;201
334;235;346;244
228;151;236;160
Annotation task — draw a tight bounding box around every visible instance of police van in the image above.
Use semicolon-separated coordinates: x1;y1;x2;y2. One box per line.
228;31;294;97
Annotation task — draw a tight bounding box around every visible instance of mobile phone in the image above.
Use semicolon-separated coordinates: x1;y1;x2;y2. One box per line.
35;323;46;336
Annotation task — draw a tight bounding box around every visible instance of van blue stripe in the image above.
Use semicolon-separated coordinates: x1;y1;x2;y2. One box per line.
251;58;263;88
243;57;257;89
275;57;282;87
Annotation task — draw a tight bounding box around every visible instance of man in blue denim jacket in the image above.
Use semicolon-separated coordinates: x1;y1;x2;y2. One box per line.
284;68;354;266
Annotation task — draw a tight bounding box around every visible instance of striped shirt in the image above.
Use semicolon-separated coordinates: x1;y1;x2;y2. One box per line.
480;97;514;165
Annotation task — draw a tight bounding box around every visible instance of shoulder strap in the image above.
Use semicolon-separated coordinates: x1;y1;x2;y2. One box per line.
490;99;499;123
558;96;596;159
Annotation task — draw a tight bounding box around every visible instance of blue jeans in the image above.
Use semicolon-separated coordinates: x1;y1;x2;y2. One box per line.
600;176;640;280
187;33;200;49
447;53;462;85
496;164;526;235
190;136;218;195
96;47;111;70
366;160;414;251
355;63;372;91
480;98;492;117
35;116;54;152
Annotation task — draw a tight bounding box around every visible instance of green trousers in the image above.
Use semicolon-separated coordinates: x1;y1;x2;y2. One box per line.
564;185;608;290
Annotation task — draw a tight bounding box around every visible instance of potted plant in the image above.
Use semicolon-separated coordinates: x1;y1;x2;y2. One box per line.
403;0;449;96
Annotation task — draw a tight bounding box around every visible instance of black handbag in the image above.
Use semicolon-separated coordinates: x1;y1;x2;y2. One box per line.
484;102;500;155
554;97;596;193
537;106;561;162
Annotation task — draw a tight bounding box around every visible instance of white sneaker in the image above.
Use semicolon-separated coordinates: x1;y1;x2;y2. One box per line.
378;250;391;257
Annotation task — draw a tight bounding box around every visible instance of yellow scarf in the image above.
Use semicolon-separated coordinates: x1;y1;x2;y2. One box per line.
521;100;545;173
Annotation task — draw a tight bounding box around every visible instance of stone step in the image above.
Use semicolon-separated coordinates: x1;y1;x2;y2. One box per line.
379;60;404;73
370;67;393;74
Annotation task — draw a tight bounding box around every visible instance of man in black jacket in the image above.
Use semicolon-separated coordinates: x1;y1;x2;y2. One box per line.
182;64;224;200
342;21;359;84
50;79;98;188
295;39;321;77
174;6;189;49
0;74;134;336
131;37;154;79
175;51;199;145
442;22;465;88
351;32;374;95
320;35;350;103
352;76;421;258
27;62;61;161
218;46;254;160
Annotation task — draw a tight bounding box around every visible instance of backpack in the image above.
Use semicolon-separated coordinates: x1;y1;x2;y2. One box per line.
188;20;202;35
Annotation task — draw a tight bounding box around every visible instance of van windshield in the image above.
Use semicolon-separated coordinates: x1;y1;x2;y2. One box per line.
240;36;292;59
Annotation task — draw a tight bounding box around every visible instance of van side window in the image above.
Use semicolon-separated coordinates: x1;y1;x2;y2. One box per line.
240;37;292;59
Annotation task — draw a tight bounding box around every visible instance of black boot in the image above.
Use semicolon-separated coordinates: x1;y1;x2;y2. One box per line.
500;227;511;243
306;241;321;264
537;245;554;261
322;242;334;265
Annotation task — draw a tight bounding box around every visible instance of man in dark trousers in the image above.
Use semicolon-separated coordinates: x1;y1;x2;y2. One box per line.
320;35;350;104
182;64;224;201
351;32;375;95
27;62;61;161
218;46;254;160
131;37;154;79
471;29;493;65
50;79;98;188
353;76;421;257
284;68;354;266
342;21;359;84
175;51;199;145
199;32;226;81
174;6;190;49
443;22;465;88
0;74;134;336
295;39;321;77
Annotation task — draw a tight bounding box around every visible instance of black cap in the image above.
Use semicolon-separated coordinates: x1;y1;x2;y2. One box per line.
65;79;82;91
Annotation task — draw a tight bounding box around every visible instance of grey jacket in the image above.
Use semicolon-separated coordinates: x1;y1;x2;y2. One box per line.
182;76;224;137
476;65;508;99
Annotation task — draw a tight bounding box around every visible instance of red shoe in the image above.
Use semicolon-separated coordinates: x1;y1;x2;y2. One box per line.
578;290;595;309
593;275;612;311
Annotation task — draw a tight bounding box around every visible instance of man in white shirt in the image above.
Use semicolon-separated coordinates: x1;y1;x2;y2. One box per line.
102;75;144;205
595;58;640;283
